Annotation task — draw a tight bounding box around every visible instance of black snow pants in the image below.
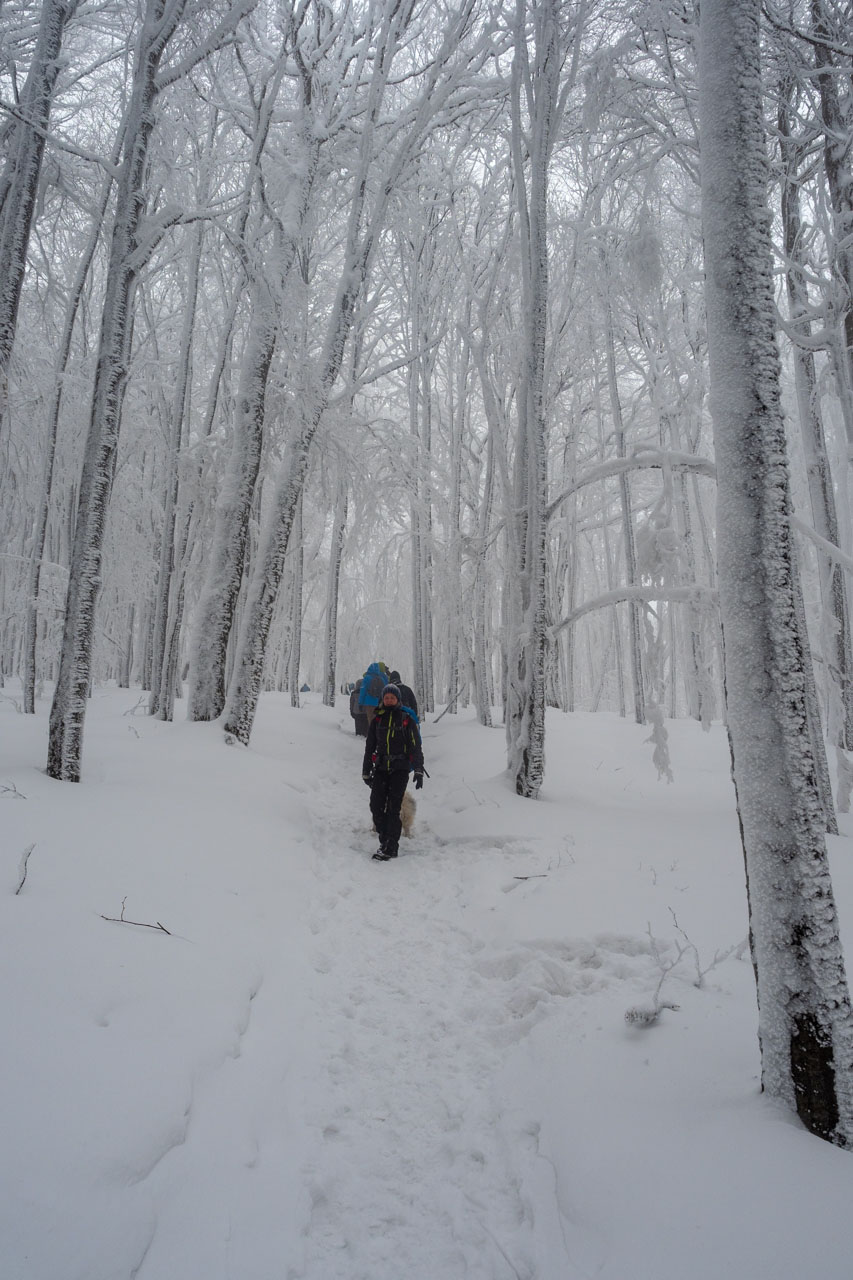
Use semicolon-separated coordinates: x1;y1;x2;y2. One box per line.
369;768;409;854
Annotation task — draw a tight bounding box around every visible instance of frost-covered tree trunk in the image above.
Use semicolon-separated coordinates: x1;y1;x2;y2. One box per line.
472;435;495;727
410;327;436;718
779;88;853;755
47;0;189;782
186;276;277;722
0;0;79;437
21;146;119;715
288;495;304;708
700;0;853;1144
505;0;562;797
811;0;853;401
150;222;202;719
322;478;347;708
471;341;500;727
603;295;645;724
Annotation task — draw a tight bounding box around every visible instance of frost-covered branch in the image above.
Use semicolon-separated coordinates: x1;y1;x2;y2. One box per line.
155;0;257;90
545;450;716;522
0;99;122;176
550;586;718;637
793;517;853;576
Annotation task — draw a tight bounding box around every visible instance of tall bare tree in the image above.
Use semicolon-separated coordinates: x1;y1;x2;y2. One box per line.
700;0;853;1144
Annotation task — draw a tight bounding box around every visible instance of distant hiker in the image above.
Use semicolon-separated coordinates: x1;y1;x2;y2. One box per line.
349;679;368;737
363;683;425;861
388;670;419;722
357;661;389;726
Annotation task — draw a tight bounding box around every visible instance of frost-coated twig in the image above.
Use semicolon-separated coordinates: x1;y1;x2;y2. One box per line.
101;897;171;935
15;843;35;894
123;695;148;717
624;924;683;1026
668;907;739;987
432;684;466;723
1;782;26;798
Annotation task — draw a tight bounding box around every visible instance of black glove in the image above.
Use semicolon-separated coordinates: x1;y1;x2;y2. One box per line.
363;771;373;786
413;772;424;790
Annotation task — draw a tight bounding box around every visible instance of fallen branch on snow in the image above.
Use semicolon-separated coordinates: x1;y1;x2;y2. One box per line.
15;843;35;894
101;896;171;935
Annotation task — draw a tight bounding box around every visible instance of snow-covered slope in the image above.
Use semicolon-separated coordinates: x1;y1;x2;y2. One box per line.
2;687;852;1279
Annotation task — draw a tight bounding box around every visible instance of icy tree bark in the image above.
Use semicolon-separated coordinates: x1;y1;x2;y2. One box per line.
779;88;853;755
322;479;348;708
149;222;202;718
603;293;645;724
48;0;190;781
700;0;853;1144
288;495;304;708
505;0;562;798
472;431;495;727
186;277;277;721
0;0;79;437
811;0;853;400
409;305;436;718
21;146;119;714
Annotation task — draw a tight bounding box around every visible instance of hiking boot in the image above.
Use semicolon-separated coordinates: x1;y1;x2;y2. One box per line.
372;849;393;861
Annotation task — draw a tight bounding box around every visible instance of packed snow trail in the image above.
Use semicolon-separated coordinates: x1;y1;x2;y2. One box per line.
283;718;665;1280
11;690;848;1280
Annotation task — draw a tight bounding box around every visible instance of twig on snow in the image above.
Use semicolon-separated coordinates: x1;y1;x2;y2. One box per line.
668;907;740;988
15;843;35;894
101;896;171;935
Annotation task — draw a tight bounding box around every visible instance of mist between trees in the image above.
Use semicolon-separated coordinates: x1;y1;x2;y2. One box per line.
2;0;853;1143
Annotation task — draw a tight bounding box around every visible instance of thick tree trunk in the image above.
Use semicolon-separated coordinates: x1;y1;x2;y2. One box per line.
811;0;853;402
0;0;78;436
505;0;560;798
150;223;202;719
21;148;118;715
48;0;187;781
187;281;277;721
700;0;853;1144
779;92;853;755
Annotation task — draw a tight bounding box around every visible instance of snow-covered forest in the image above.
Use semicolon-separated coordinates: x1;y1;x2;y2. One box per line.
3;0;853;1265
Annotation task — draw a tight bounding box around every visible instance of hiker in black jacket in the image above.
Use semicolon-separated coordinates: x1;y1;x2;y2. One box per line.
388;670;418;721
362;684;425;861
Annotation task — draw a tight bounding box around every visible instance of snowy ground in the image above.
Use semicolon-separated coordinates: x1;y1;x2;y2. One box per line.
2;684;853;1280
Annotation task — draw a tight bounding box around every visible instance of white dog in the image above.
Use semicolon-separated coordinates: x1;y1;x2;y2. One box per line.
373;789;416;837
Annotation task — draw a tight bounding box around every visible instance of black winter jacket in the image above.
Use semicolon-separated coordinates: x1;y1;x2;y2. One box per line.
396;683;419;720
363;705;424;775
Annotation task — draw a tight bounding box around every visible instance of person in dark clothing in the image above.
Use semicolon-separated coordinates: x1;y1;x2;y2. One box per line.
358;660;390;727
349;679;368;736
388;670;418;721
362;683;425;861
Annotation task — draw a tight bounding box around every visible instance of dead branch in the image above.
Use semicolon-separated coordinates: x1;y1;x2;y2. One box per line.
101;896;171;935
15;843;35;894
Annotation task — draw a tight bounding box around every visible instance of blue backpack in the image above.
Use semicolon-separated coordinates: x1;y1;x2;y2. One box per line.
358;662;388;709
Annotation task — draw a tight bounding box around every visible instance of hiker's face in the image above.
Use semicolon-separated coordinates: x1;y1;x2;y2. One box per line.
383;692;398;707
